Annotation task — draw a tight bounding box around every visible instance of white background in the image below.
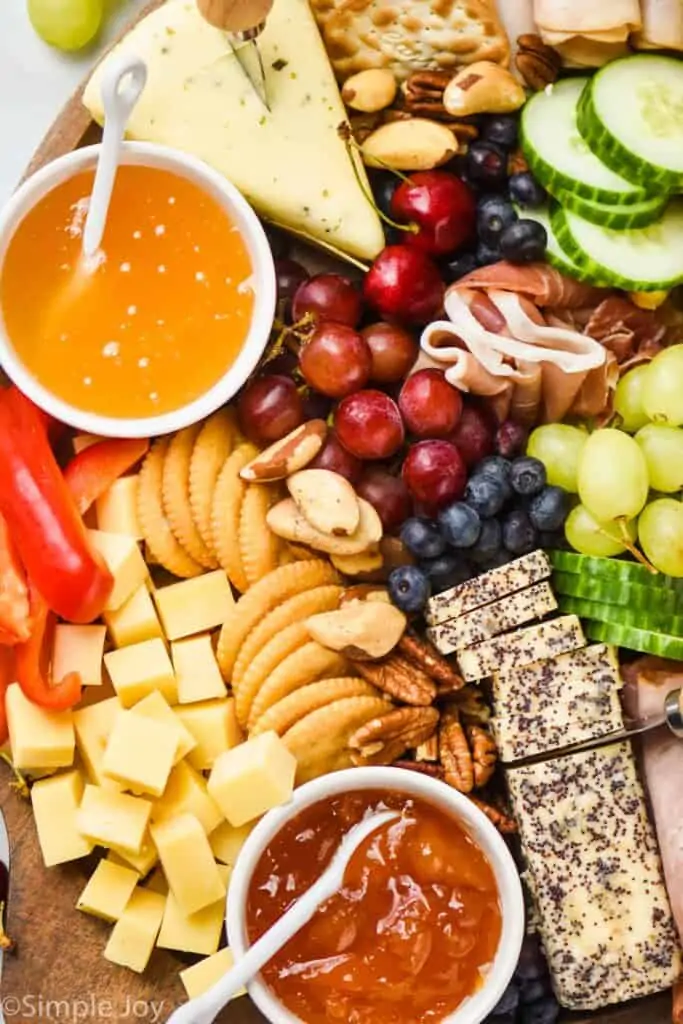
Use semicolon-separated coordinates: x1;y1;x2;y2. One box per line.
0;0;146;205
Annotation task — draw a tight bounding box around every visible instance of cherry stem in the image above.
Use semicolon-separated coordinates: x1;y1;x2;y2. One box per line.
338;122;417;235
616;517;658;573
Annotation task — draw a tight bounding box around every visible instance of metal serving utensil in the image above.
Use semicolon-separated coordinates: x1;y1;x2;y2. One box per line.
196;0;274;111
0;808;10;1024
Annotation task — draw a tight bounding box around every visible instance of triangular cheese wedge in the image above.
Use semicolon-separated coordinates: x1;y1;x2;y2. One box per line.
83;0;384;263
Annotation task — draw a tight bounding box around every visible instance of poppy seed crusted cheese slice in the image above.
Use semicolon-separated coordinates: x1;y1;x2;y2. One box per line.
457;615;585;683
427;581;557;654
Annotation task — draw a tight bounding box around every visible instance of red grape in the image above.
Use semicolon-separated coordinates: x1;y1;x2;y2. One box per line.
402;440;467;508
356;468;412;533
398;369;463;439
309;431;363;484
361;322;418;384
447;404;494;468
292;274;363;327
237;374;304;445
275;259;309;321
299;323;372;399
335;390;405;460
495;420;529;458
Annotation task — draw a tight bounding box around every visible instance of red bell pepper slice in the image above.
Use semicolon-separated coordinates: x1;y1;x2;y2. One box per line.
14;585;81;711
0;513;31;645
63;437;149;515
0;387;113;624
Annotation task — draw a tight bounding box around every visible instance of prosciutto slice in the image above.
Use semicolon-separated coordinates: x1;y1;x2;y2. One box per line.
455;261;608;309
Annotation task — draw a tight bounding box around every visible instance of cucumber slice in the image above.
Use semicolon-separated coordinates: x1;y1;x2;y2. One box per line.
520;78;649;205
577;55;683;192
557;594;683;636
552;188;667;230
553;570;683;615
516;204;611;285
582;618;683;659
551;200;683;292
548;550;683;591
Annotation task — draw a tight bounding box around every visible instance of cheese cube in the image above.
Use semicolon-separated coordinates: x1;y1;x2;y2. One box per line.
132;691;196;764
104;638;177;707
77;784;152;854
73;697;121;790
151;813;226;915
96;476;143;539
104;888;166;973
108;837;159;876
31;769;93;866
77;859;139;921
180;947;245;1000
209;820;254;868
102;710;178;797
176;698;242;770
7;683;75;771
152;761;223;836
157;863;230;955
104;584;164;648
52;624;106;687
154;571;234;640
87;529;149;612
171;635;226;704
207;732;296;827
72;433;104;453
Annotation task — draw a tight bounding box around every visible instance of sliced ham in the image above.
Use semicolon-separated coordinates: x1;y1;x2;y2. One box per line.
455;261;608;309
585;296;667;351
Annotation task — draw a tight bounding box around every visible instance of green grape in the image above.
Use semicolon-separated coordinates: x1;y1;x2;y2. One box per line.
577;428;649;522
613;365;650;433
635;424;683;492
642;344;683;427
28;0;103;51
638;498;683;576
526;423;587;493
564;504;636;557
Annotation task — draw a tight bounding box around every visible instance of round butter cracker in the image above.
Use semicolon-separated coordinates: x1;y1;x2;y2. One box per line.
162;424;218;569
282;695;391;783
250;677;381;737
137;439;204;579
210;442;258;594
189;407;241;552
247;641;349;732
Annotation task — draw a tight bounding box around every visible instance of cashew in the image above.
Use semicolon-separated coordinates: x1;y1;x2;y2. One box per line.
331;547;384;575
287;469;360;537
342;69;398;113
443;62;526;118
306;602;406;660
361;119;458;171
267;497;382;555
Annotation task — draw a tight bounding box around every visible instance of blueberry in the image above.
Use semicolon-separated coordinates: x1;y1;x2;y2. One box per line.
482;115;519;150
515;936;548;981
476;241;501;267
466;141;508;189
421;554;472;592
492;981;521;1016
510;456;547;497
509;171;547;209
372;172;399;218
477;195;518;248
520;977;551;1004
502;509;538;555
488;1017;516;1024
539;529;566;550
500;219;548;264
438;502;481;548
529;486;570;531
400;517;446;560
441;250;479;284
469;517;503;564
476;456;513;500
521;996;560;1024
388;565;431;613
481;549;513;570
464;475;507;518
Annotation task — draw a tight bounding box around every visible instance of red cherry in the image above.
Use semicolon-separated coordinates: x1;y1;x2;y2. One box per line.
292;274;363;327
335;390;405;460
398;369;463;439
402;440;467;508
356;468;412;533
447;404;495;468
309;431;363;484
391;171;477;256
299;322;372;398
237;375;304;445
361;322;419;384
363;246;444;326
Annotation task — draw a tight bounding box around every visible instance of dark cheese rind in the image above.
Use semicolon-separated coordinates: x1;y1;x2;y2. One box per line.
457;615;585;682
492;688;622;762
427;581;557;654
507;743;681;1009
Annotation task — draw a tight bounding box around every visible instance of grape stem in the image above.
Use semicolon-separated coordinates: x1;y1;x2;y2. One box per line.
337;121;417;235
616;517;658;573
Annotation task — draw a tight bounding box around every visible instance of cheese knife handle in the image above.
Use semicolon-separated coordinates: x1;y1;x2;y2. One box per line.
196;0;274;34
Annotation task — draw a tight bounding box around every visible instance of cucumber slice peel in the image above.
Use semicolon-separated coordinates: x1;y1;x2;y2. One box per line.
516;204;611;285
557;594;683;636
552;188;667;230
552;570;683;615
582;618;683;659
548;549;683;591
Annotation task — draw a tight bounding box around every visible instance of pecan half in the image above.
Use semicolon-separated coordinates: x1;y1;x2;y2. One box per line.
350;706;439;765
467;724;497;788
354;653;437;706
398;631;464;691
401;71;478;136
515;34;561;91
392;758;445;780
438;706;474;793
414;734;439;761
467;795;517;834
452;684;491;724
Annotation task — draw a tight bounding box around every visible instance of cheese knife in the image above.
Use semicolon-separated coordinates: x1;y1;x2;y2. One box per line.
196;0;273;111
502;687;683;769
0;809;10;1024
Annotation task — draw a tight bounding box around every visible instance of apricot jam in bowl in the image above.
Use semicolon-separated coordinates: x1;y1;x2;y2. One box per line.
227;766;524;1024
0;143;275;437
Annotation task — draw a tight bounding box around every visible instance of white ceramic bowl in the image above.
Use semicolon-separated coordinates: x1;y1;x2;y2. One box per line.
0;142;276;438
227;766;525;1024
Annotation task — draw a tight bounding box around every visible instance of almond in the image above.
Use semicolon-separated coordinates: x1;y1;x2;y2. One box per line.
331;548;384;576
306;602;406;660
287;469;360;536
443;62;526;118
266;497;382;556
239;420;327;483
339;584;391;606
361;119;457;171
342;69;397;113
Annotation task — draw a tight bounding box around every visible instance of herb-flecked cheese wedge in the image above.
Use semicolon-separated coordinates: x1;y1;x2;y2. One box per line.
83;0;385;264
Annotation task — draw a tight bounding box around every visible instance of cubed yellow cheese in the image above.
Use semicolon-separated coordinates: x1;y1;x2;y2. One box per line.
154;571;234;640
150;813;226;915
209;820;255;868
7;683;75;771
73;697;121;790
96;476;143;539
157;863;230;955
104;638;177;707
102;710;178;797
72;433;104;454
77;784;152;854
104;584;164;648
180;948;245;1000
77;858;139;921
132;691;196;764
207;731;296;827
108;837;159;876
152;761;223;836
176;698;241;770
171;635;226;704
52;624;106;687
87;529;149;611
31;769;94;867
104;888;166;973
